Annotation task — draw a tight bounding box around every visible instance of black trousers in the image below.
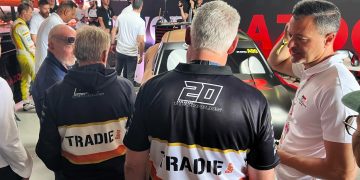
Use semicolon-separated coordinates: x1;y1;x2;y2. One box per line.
0;166;22;180
116;52;137;84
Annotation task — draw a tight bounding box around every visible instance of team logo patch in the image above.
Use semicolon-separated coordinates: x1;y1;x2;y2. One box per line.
177;81;222;106
174;81;223;112
298;95;307;108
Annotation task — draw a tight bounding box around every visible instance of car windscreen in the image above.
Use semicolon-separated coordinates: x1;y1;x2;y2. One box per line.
158;47;277;84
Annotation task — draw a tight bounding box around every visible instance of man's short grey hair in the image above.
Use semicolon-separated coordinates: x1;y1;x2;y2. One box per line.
74;26;110;62
57;0;78;12
191;1;240;53
293;0;341;35
132;0;143;10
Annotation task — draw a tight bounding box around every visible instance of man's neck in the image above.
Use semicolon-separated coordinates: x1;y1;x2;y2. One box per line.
40;12;47;18
78;61;105;67
133;9;141;14
103;5;109;9
188;48;227;66
303;48;335;69
18;16;26;22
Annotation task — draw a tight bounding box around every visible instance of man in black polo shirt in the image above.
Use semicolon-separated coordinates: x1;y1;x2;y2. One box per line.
97;0;115;33
123;1;279;179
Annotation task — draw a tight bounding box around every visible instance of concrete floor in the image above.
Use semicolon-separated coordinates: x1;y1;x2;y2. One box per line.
16;110;54;180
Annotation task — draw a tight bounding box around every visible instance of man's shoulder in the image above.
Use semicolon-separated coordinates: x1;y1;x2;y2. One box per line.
97;7;106;13
31;13;43;21
115;76;133;88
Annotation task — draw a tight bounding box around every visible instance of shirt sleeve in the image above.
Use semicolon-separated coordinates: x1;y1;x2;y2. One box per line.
29;16;40;35
0;79;33;178
114;16;120;28
318;86;355;143
35;90;63;171
97;8;105;19
183;2;190;14
246;99;280;170
123;86;150;151
138;20;146;36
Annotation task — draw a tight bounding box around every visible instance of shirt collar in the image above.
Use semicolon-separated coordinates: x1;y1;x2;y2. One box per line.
303;53;347;77
47;51;68;73
174;63;233;76
52;12;65;23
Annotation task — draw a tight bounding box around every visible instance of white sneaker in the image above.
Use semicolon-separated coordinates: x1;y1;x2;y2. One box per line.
23;102;35;111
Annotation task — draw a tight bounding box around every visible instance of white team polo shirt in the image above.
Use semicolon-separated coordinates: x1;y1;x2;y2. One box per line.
121;4;133;14
275;53;360;180
114;10;145;57
29;12;45;35
35;13;64;72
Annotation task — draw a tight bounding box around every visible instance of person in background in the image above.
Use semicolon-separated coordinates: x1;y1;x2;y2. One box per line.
268;0;359;179
87;0;99;26
10;3;36;111
32;24;76;119
123;1;279;179
75;0;88;29
30;0;50;43
98;0;115;33
35;1;77;73
49;0;58;13
178;0;202;22
111;0;144;87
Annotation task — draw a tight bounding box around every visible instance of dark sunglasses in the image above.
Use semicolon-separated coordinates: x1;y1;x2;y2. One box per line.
343;115;359;136
53;35;76;44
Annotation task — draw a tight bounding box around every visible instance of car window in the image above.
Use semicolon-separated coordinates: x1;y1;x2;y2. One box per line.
167;49;187;70
159;47;269;78
228;49;266;75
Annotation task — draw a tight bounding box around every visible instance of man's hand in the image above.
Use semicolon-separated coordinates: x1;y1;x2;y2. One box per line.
138;55;143;64
190;0;195;9
283;23;290;41
178;1;183;9
276;148;294;165
110;44;116;53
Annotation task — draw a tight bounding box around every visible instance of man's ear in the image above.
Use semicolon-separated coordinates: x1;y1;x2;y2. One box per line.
100;49;109;64
325;32;336;46
48;39;54;50
227;37;239;54
185;27;191;45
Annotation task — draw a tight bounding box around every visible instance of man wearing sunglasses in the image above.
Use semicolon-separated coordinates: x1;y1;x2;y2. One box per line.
342;90;360;167
32;24;76;120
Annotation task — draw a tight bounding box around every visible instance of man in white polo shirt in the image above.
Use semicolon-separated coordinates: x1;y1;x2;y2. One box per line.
121;0;133;14
268;0;360;179
35;1;77;72
29;0;50;43
111;0;144;86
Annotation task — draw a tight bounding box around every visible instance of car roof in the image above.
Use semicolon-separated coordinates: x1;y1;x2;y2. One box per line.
161;29;251;43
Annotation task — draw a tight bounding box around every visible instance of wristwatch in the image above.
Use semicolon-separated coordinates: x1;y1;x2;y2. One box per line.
276;38;289;55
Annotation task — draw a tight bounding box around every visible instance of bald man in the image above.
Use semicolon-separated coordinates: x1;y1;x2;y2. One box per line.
32;24;76;119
